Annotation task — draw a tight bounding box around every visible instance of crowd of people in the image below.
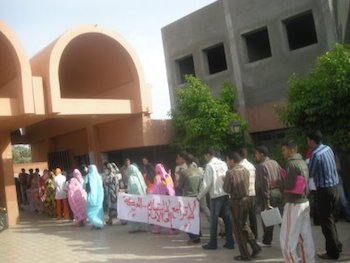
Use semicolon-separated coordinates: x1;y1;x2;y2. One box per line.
14;129;349;262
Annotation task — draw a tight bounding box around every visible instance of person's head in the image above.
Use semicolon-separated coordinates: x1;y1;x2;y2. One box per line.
124;158;131;167
255;145;269;162
42;169;49;177
55;167;61;176
155;163;168;179
184;153;197;166
281;140;298;160
176;151;187;166
238;147;248;159
204;148;216;162
81;164;89;176
72;169;83;181
21;168;25;173
307;130;323;148
29;168;34;174
142;157;149;166
103;161;109;169
48;171;55;179
226;151;243;169
35;168;40;174
88;164;98;175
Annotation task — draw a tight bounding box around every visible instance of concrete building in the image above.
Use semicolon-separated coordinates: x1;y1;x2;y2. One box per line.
162;0;350;140
0;22;173;226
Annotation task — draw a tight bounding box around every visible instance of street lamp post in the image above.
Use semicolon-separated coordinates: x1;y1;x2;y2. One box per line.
230;120;245;147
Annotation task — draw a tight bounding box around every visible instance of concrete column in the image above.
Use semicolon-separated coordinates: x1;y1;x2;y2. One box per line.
86;125;102;169
223;0;247;118
0;131;19;226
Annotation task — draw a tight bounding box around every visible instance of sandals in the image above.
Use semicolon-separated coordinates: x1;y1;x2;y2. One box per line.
234;255;251;261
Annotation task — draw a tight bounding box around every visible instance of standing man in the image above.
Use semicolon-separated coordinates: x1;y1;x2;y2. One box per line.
224;152;261;261
280;140;315;262
197;149;234;250
18;168;28;206
238;147;258;240
307;130;342;260
255;145;283;247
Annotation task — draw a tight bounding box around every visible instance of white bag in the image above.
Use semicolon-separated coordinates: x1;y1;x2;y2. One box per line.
261;207;282;227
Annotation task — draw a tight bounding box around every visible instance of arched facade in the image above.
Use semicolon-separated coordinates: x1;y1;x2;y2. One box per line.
0;23;172;226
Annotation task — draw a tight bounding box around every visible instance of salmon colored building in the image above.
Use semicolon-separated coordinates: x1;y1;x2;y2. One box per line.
0;22;173;226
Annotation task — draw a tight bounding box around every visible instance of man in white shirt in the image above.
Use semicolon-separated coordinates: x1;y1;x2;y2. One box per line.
197;149;234;250
53;167;69;220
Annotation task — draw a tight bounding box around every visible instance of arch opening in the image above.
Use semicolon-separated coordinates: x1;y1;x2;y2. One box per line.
58;33;138;100
0;33;20;98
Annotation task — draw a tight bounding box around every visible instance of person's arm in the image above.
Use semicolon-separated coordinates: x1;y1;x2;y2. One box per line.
283;163;298;190
308;154;317;179
257;165;270;209
223;170;232;195
197;165;213;200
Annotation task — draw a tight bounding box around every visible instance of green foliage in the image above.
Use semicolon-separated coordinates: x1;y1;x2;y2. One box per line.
170;75;247;157
12;145;31;164
279;44;350;153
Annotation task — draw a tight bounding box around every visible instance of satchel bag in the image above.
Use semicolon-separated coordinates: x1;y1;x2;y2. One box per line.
281;169;306;195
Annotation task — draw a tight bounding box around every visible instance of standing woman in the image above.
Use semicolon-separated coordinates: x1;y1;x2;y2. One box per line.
86;164;104;230
66;169;87;226
151;163;177;234
104;163;122;225
44;171;56;217
125;164;149;233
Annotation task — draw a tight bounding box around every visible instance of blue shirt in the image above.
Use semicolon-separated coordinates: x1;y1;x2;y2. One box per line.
308;144;339;188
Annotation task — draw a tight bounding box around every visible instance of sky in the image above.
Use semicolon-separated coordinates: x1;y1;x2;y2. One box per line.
0;0;217;119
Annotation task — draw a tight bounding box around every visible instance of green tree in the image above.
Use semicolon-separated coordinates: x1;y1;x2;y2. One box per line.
170;75;247;157
278;44;350;153
12;145;31;164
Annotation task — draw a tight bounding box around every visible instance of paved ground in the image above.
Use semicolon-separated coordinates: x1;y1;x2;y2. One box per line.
0;210;349;263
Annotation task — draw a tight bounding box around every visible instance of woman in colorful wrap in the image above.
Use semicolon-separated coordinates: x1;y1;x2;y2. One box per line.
104;163;122;225
151;163;178;234
67;169;87;226
86;164;104;230
44;171;56;217
125;164;149;233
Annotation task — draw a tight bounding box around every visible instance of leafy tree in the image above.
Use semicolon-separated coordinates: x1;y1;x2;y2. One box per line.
170;75;247;157
12;145;31;164
278;44;350;153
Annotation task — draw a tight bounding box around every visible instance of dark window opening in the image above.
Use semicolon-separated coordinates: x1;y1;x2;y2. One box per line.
243;27;272;63
176;55;195;84
284;11;318;50
204;44;228;74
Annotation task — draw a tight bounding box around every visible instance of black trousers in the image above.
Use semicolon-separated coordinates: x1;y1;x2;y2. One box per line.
248;196;258;239
317;185;342;259
262;189;283;244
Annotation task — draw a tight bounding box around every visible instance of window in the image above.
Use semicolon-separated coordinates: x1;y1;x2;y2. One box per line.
204;44;228;74
243;27;272;63
176;55;195;84
284;11;318;50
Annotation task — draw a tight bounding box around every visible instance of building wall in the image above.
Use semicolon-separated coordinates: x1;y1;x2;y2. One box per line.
162;0;341;132
1;22;173;226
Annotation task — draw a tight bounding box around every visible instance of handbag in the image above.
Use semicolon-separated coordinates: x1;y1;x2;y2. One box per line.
280;169;306;195
261;207;282;227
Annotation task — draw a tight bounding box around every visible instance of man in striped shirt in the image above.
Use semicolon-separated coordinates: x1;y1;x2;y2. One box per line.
255;146;283;246
307;130;343;260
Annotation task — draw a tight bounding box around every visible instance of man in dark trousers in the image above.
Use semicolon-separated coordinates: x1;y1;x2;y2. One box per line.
224;152;261;261
255;145;283;247
307;130;343;260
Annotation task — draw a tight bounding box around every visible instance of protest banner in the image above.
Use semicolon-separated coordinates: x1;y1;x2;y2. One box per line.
117;193;200;234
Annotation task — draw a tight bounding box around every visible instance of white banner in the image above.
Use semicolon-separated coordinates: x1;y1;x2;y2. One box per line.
117;193;200;234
